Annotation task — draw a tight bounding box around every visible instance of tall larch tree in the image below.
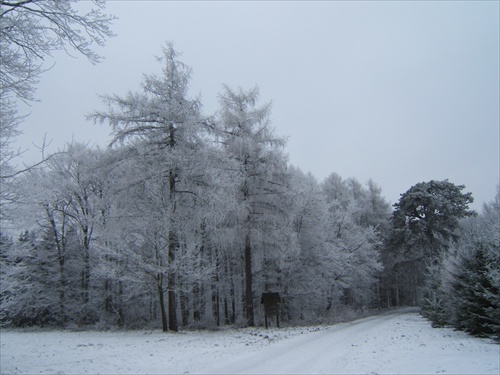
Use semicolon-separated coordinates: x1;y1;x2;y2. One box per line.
90;43;204;331
218;86;295;326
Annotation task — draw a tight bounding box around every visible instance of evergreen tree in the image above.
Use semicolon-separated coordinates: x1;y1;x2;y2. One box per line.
385;180;475;306
452;242;499;338
421;257;450;327
389;180;475;257
421;188;499;338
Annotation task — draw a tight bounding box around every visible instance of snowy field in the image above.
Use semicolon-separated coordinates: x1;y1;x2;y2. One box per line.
1;309;498;374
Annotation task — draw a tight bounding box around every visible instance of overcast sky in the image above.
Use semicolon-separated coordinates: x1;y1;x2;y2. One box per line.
15;0;499;210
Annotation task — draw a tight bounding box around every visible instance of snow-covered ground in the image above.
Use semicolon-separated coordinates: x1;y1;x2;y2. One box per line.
1;309;498;374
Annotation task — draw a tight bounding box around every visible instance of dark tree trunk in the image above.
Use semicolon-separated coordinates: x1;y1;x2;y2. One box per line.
224;297;229;325
104;277;111;314
212;282;219;327
168;234;178;332
82;231;90;305
244;232;254;326
117;280;124;327
193;283;201;323
158;276;168;332
231;288;236;324
47;207;66;322
57;247;66;322
180;290;189;327
168;274;178;331
193;232;205;323
167;159;179;332
215;289;220;326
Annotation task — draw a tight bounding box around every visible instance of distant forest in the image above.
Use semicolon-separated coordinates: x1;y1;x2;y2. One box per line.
1;45;498;339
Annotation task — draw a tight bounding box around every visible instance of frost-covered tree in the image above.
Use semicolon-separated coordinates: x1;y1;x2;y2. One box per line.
0;90;25;222
321;174;390;230
324;200;382;309
0;0;115;205
46;144;105;308
321;174;384;309
9;144;109;324
0;227;84;326
389;180;475;257
95;143;223;329
0;0;115;103
420;256;452;327
0;231;44;326
217;86;296;326
321;173;351;208
385;180;475;306
103;156;174;330
452;241;499;337
419;188;499;339
284;171;387;316
285;167;338;319
0;232;28;325
90;43;208;331
364;179;392;233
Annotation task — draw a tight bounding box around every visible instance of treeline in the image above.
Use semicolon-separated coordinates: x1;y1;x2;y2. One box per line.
1;45;498;338
0;45;389;331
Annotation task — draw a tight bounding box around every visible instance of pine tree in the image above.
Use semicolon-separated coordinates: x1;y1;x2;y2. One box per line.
421;259;449;327
452;241;499;338
385;180;475;306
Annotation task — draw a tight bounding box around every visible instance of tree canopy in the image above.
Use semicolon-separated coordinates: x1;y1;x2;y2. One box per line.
389;179;475;257
0;0;115;103
0;0;115;221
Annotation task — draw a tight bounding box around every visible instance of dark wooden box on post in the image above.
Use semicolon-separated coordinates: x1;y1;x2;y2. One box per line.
261;292;281;329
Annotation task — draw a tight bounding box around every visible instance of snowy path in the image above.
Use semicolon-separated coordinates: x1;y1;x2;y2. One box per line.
207;308;499;374
1;309;498;374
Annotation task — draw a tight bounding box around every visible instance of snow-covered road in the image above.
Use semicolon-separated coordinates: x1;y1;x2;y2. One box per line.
207;308;499;374
1;309;498;374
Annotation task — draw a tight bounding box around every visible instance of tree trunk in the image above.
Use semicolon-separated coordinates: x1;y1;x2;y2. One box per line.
244;232;254;326
168;277;178;331
180;290;189;327
215;289;220;326
168;233;178;332
167;160;178;332
193;282;201;323
47;207;66;322
117;280;124;327
82;230;90;305
193;234;205;323
158;276;168;332
224;296;229;325
104;277;111;314
230;272;236;324
212;281;219;327
56;243;66;323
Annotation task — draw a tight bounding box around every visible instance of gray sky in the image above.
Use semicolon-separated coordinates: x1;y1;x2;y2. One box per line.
15;1;499;210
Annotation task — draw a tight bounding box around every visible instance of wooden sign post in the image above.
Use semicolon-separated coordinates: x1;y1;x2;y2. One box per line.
261;292;281;329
